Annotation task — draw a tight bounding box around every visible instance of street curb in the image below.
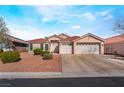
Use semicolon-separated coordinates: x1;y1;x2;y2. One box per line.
1;72;124;79
0;72;62;78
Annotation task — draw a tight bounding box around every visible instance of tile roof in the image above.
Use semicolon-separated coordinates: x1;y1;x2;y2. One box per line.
58;33;70;37
105;34;124;44
27;33;105;43
61;36;80;42
47;34;63;40
6;35;29;44
27;38;48;43
74;33;104;42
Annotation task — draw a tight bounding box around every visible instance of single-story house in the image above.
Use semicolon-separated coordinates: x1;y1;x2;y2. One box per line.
28;33;104;54
105;34;124;56
0;35;29;52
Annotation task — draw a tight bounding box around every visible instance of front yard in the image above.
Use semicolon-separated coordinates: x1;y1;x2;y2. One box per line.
0;52;62;72
1;52;124;76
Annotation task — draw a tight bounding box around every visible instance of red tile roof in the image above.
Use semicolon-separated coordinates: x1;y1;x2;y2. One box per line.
27;38;48;43
105;34;124;44
61;36;80;42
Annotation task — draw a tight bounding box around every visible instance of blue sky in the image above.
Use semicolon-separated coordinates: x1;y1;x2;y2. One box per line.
0;5;123;40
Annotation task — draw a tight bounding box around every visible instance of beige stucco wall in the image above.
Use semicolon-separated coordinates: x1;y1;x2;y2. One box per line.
101;42;104;55
48;36;60;53
74;36;102;43
48;37;61;41
31;43;50;51
59;35;68;39
32;43;40;49
50;43;59;53
74;36;104;54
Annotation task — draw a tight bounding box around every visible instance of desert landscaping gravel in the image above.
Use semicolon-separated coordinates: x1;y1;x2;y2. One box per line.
0;52;62;72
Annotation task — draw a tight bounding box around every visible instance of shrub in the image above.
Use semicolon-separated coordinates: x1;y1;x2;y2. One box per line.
1;51;20;63
0;49;3;53
0;53;2;58
0;49;3;58
41;50;50;56
33;48;42;55
43;53;53;60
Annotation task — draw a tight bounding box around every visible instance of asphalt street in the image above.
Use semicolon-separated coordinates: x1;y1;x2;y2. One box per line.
1;77;124;87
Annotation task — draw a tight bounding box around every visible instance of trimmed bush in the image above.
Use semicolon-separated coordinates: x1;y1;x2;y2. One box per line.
41;50;50;56
33;48;42;55
0;49;3;58
43;53;53;60
0;53;2;58
0;49;3;53
1;51;20;63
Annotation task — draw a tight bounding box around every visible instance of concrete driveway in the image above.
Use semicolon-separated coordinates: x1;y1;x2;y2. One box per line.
61;54;124;76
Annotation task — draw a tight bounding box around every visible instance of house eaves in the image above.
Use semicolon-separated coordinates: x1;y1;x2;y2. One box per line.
73;33;105;42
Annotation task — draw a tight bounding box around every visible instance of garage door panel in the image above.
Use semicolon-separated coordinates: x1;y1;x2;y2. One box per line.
75;43;100;54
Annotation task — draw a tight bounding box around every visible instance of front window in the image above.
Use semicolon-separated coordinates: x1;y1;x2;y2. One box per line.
45;44;49;50
40;44;43;50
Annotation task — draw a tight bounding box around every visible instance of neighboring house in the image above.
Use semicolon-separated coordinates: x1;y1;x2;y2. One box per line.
28;33;104;54
0;35;29;52
105;34;124;56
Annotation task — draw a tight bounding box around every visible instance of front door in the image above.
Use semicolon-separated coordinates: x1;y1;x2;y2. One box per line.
45;44;49;51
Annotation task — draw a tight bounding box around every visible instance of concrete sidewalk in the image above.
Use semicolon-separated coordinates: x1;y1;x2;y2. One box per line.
1;71;124;78
0;72;62;78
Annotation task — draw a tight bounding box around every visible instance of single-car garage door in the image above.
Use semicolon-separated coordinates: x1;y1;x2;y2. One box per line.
60;42;72;54
75;43;100;54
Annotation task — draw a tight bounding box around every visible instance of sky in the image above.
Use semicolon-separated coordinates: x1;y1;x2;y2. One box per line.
0;5;124;40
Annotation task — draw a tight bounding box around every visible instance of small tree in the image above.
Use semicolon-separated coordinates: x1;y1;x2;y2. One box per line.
0;17;14;50
45;36;48;39
114;19;124;34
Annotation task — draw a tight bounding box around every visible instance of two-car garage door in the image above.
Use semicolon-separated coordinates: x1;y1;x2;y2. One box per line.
60;42;100;54
75;43;100;54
